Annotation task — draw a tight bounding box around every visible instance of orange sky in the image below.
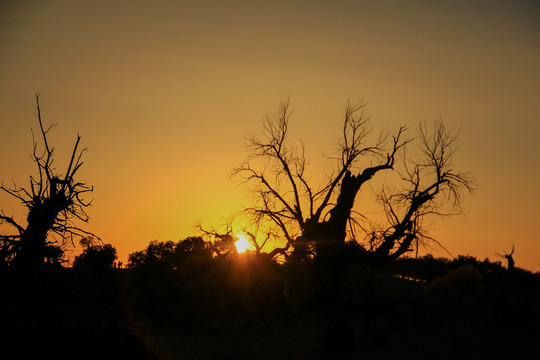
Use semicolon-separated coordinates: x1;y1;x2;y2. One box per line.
1;0;539;270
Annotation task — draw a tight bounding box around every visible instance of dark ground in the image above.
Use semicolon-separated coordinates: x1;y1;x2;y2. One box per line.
1;267;539;360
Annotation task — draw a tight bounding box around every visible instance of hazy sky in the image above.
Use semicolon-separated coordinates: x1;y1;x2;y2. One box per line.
1;0;539;270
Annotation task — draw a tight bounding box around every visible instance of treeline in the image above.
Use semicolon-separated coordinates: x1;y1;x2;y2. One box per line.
123;237;285;324
64;236;540;324
388;254;540;286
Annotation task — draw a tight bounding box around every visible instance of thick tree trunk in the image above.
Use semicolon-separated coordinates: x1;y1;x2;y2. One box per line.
310;169;381;257
14;203;57;287
291;171;374;292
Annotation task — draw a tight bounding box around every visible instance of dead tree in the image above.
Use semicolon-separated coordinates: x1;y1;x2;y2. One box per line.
496;244;515;270
197;223;237;255
363;120;476;264
234;99;475;269
0;94;97;284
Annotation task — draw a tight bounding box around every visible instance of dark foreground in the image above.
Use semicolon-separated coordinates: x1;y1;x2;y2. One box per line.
1;264;539;360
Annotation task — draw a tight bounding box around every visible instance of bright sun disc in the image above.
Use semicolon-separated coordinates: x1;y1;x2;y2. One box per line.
234;234;251;253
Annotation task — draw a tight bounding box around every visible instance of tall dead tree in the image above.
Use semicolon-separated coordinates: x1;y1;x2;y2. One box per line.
234;99;475;269
0;94;96;283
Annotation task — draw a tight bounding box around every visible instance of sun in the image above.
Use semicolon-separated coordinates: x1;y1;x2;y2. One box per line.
234;233;253;253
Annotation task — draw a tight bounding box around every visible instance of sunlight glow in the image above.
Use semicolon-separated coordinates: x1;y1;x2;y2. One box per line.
234;233;253;253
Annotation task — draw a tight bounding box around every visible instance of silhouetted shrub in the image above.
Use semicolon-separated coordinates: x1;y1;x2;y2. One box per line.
127;237;213;272
389;254;450;281
73;243;117;272
72;242;118;299
127;240;176;270
342;262;422;308
425;264;483;306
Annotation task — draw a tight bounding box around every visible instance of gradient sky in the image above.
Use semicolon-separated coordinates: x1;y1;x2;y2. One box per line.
1;0;539;270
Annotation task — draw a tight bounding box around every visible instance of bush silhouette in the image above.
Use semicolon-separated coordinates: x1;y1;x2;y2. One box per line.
425;264;483;306
73;243;117;272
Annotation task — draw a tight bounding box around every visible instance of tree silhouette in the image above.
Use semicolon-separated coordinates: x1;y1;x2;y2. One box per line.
127;237;214;271
496;244;515;270
197;223;238;256
0;94;96;284
73;238;117;272
234;99;475;269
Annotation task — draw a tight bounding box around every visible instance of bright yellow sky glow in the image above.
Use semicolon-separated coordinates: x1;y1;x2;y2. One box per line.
0;1;539;271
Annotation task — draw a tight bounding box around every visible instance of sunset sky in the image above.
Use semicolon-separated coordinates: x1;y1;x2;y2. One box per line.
1;0;539;270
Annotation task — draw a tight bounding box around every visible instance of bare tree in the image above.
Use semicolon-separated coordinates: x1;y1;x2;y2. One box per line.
496;244;515;270
234;99;475;268
197;223;237;256
198;219;286;260
364;120;476;263
0;94;97;283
